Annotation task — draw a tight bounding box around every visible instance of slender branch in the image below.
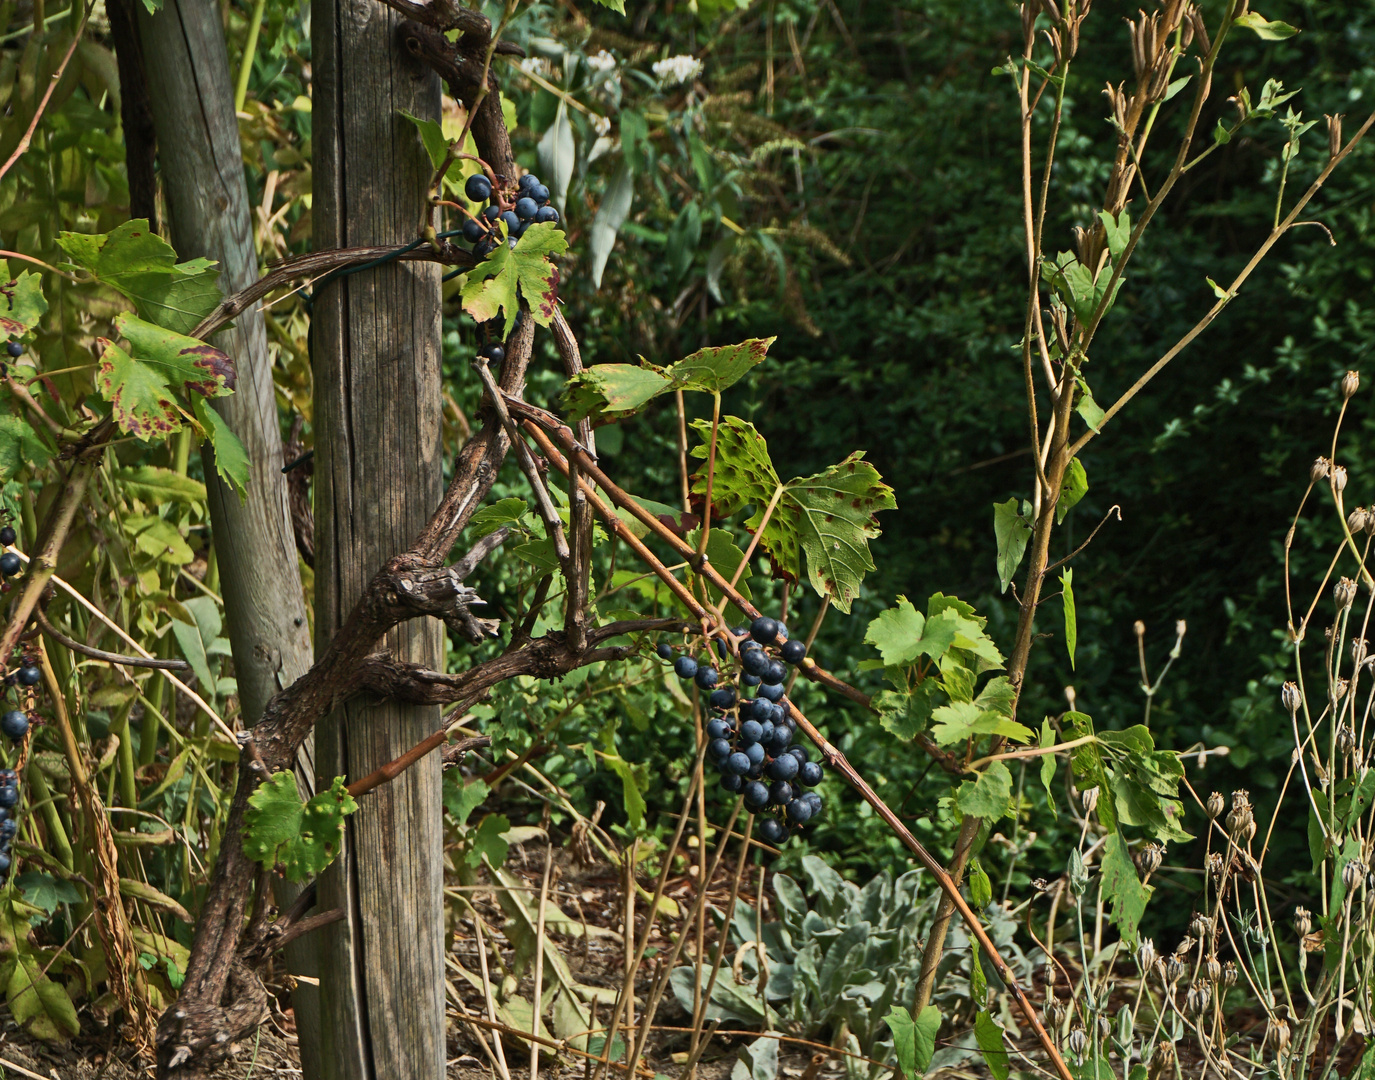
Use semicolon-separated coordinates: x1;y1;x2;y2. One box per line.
0;2;92;182
34;608;191;670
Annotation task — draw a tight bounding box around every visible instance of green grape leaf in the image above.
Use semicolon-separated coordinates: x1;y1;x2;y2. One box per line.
57;220;221;334
471;497;531;539
192;397;250;501
1100;831;1152;947
974;1011;1010;1080
242;772;359;883
400;109;451;172
956;761;1015;821
887;1004;940;1078
993;499;1032;594
466;813;512;869
974;676;1016;716
0;888;79;1042
444;777;490;826
0;262;48;338
96;339;182;439
864;595;950;667
14;872;81;916
114;313;235;398
686;527;753;617
564;338;775;424
874;683;940;742
0;413;52;483
931;702;1032;747
1057;458;1088;523
1234;11;1299;38
690;417;895;611
113;466;207;507
461;222;569;339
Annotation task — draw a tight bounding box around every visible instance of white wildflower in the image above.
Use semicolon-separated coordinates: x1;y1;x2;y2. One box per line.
586;50;616;75
652;54;703;87
520;56;548;77
593;114;611;137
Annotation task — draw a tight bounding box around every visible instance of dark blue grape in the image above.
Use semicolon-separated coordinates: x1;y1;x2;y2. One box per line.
758;720;775;744
771;704;789;725
16;666;40;687
788;745;810;764
478;343;505;364
674;656;699;680
767;727;791;754
0;526;13;546
474;239;496;258
532;183;551;203
785;798;812;825
720;773;744;793
465;174;493;202
0;771;15;787
535;206;559;224
481;204;501;221
0;711;27;741
4;342;21;358
0;786;18;809
803;792;823;815
750;617;779;645
706;718;732;740
657;642;675;661
747;763;764;779
758;682;784;703
743;781;769;808
725;752;751;775
515;197;539;221
709;687;736;710
0;553;20;577
462;218;485;243
769;781;793;806
0;819;15;841
694;666;719;690
758;817;788;845
519;173;539;191
708;738;732;763
0;852;10;875
744;743;766;767
500;210;521;233
741;673;761;688
781;639;807;664
799;760;823;787
776;622;789;639
763;661;787;686
714;637;730;660
739;720;763;745
742;649;771;677
767;754;799;782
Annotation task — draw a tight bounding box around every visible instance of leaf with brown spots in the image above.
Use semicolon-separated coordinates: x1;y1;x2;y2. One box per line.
114;313;235;398
461;222;569;339
95;339;182;439
0;262;47;339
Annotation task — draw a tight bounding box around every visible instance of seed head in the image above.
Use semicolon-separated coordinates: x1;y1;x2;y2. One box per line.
1191;912;1213;940
1081;786;1100;814
1135;841;1163;877
1208;851;1225;880
1355;638;1370;666
1313;456;1332;483
1221;961;1238;988
1150;1041;1176;1076
1204;955;1222;984
1047;997;1068;1029
1282;681;1302;715
1065;1028;1088;1060
1338;723;1357;755
1336;577;1358;611
1350;507;1369;534
1335;677;1350;703
1265;1016;1291;1057
1206;791;1225;819
1344;859;1368;893
1334;465;1350;493
1186;984;1212;1016
1165;955;1186;984
1343;370;1361;400
1136;938;1157;972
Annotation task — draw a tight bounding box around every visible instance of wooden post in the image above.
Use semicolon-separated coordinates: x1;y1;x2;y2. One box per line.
135;0;321;1072
311;0;447;1073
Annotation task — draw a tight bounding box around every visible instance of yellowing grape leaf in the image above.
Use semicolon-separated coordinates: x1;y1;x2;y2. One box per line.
461;222;569;339
0;262;48;338
242;772;358;883
57;220;221;334
115;313;235;398
96;339;182;439
690;416;895;612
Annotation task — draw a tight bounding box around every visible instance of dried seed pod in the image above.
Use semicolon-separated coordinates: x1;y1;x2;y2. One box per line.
1343;370;1361;400
1206;791;1225;819
1336;576;1358;610
1081;786;1100;814
1312;456;1332;483
1065;1027;1088;1060
1227;806;1254;841
1264;1016;1291;1057
1048;997;1068;1029
1136;842;1163;877
1150;1041;1176;1080
1335;677;1350;703
1095;1014;1111;1042
1186;984;1212;1016
1221;961;1238;988
1191;913;1212;940
1136;938;1157;972
1204;955;1222;984
1208;851;1225;880
1344;859;1367;892
1350;507;1370;534
1334;465;1350;493
1328;114;1344;161
1338;723;1357;755
1166;955;1187;984
1282;681;1302;715
1354;638;1369;666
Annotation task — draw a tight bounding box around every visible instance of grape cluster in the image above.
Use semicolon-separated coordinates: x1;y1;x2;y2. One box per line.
659;616;822;846
460;172;561;258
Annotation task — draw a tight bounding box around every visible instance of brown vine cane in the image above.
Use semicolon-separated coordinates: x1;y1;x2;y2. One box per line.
517;418;1075;1080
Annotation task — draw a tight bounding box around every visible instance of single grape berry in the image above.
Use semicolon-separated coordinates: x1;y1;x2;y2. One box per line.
799;760;823;787
758;818;788;845
674;655;699;680
788;745;810;765
739;720;763;745
803;792;823;815
709;687;736;710
532;183;551;203
749;617;779;645
741;673;761;688
694;666;719;690
0;526;14;546
0;819;15;842
465;174;493;202
771;703;788;725
758;719;775;744
0;711;27;740
462;218;486;243
0;852;10;875
16;666;40;687
705;718;732;741
769;781;793;806
767;753;799;782
746;762;764;779
0;552;20;577
785;798;812;825
501;210;521;234
708;738;732;763
519;173;539;191
535;206;559;224
741;649;771;678
656;642;675;661
743;781;769;808
515;197;539;221
5;341;22;358
0;770;15;787
725;752;751;776
780;639;807;665
757;682;784;703
474;239;496;258
767;727;791;754
0;786;18;810
481;204;501;221
763;661;787;686
720;773;744;793
478;343;506;364
744;743;766;767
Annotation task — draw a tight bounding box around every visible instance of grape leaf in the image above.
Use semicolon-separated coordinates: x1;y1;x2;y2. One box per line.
887;1004;940;1078
115;313;235;398
864;596;934;667
112;466;207;507
0;262;48;338
242;772;359;883
470;497;531;539
1057;458;1087;523
193;397;250;501
993;499;1031;594
96;339;182;439
461;222;569;339
873;683;940;741
57;220;221;334
14;872;81;916
690;416;895;612
466;813;512;869
443;777;490;826
956;761;1014;820
931;702;1032;746
669;338;775;393
0;414;52;482
1100;831;1152;947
